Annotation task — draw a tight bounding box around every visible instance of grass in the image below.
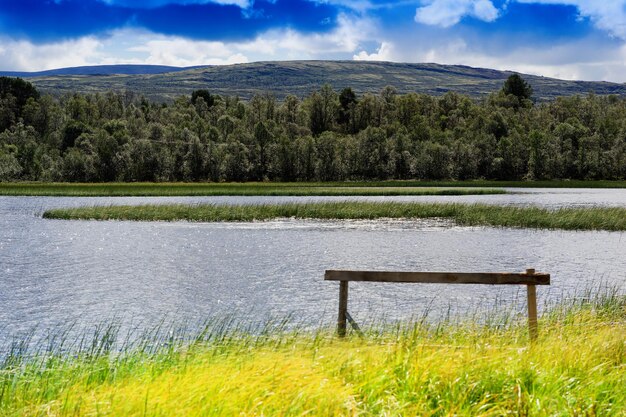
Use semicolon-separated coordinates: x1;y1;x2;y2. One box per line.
44;201;626;231
1;293;624;416
4;179;626;196
0;182;513;196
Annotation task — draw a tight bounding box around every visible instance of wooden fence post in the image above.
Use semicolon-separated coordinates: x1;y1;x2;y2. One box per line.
526;268;538;342
325;268;549;342
338;280;349;338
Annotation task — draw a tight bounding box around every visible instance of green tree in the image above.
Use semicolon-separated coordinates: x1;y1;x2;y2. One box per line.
308;85;338;136
502;74;533;101
0;77;40;116
61;148;95;182
220;141;250;181
253;121;273;180
337;87;357;131
191;90;215;108
0;144;22;181
184;138;208;181
61;121;91;152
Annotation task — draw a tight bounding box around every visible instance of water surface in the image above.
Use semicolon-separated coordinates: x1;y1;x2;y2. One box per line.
1;188;625;347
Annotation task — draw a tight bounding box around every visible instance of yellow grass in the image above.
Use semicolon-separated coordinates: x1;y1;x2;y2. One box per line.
3;301;625;416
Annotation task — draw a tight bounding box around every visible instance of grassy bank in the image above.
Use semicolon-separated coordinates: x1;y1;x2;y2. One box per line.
4;179;626;197
44;201;626;231
1;295;624;416
0;182;512;196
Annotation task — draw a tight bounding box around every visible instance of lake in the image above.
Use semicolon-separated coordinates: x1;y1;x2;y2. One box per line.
1;188;625;347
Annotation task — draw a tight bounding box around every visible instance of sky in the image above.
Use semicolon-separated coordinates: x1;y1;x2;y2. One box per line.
1;0;626;82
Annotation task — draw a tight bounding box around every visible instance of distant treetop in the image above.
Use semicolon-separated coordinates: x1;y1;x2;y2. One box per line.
0;76;40;108
191;89;215;108
502;73;533;101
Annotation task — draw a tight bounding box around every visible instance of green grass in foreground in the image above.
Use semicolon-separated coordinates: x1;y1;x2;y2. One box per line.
1;294;624;416
44;201;626;231
0;182;510;196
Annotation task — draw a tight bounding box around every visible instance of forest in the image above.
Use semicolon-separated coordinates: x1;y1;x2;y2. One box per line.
1;74;625;182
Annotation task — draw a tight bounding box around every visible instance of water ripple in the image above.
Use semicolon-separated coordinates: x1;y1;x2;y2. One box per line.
1;191;626;345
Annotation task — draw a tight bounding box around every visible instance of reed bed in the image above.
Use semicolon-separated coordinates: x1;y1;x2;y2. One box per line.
0;182;506;197
4;180;626;197
44;201;626;231
0;293;624;416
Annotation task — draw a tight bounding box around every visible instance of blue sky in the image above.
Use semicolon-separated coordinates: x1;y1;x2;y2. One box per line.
1;0;625;82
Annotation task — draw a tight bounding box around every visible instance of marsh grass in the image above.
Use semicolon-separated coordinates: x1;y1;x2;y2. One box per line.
0;182;507;196
44;201;626;231
4;179;626;197
0;293;624;416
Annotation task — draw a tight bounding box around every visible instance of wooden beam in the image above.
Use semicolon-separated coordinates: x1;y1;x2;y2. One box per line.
325;270;550;285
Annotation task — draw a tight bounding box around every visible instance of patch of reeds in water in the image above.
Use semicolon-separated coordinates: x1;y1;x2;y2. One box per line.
44;201;626;231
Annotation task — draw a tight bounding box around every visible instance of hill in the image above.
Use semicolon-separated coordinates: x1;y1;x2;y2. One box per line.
0;64;193;78
7;61;626;101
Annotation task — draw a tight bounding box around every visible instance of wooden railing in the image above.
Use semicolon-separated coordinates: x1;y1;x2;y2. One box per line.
325;268;550;341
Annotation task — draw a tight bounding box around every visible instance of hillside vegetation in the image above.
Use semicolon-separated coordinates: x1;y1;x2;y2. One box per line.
2;73;626;183
20;61;626;102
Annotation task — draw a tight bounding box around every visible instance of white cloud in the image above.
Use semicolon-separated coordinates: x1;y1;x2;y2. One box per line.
353;41;394;60
262;15;374;55
129;37;249;66
360;34;626;82
415;0;626;41
224;13;377;59
516;1;626;40
0;13;374;71
312;0;374;12
117;12;374;64
415;0;499;27
3;3;626;84
0;37;105;71
207;0;251;6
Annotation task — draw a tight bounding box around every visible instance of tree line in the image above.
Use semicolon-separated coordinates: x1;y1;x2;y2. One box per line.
1;74;625;182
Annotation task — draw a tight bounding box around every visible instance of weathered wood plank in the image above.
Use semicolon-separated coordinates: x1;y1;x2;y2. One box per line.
325;270;550;285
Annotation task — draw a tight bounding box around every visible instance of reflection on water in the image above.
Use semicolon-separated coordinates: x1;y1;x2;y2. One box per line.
1;189;626;345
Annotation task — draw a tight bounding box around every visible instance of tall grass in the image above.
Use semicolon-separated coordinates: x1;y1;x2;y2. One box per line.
44;201;626;231
0;294;624;416
0;182;506;196
3;180;626;196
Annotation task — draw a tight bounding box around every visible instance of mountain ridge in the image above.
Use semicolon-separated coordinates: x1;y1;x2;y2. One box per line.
0;64;198;78
3;60;625;101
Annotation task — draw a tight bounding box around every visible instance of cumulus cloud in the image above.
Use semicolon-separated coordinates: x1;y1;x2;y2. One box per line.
415;0;499;27
0;37;105;71
129;38;249;66
353;42;394;61
415;0;626;41
516;1;626;40
3;0;626;84
255;14;375;56
0;13;374;71
356;34;626;82
0;0;340;43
